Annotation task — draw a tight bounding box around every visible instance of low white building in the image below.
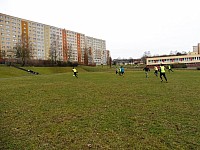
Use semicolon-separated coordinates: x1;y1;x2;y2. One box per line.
146;54;200;66
146;43;200;66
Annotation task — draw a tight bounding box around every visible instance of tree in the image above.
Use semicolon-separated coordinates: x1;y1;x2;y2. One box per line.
0;49;5;59
176;52;182;56
67;43;73;63
88;47;94;65
109;57;112;68
175;51;187;56
181;51;187;55
84;47;89;65
170;50;176;55
0;49;6;64
50;34;61;65
84;47;94;66
15;35;33;66
141;51;151;64
129;57;134;64
6;49;16;65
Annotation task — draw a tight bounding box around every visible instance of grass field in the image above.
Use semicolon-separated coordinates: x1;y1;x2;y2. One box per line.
0;65;200;149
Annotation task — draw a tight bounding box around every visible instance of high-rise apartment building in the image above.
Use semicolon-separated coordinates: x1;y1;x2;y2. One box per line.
62;29;86;64
85;36;107;65
0;13;109;65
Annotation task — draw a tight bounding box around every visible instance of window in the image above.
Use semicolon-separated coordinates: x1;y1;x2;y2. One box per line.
12;18;16;21
5;16;10;20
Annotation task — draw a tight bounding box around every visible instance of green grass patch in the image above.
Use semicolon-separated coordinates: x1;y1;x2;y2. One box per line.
0;67;200;149
80;65;113;72
0;65;31;78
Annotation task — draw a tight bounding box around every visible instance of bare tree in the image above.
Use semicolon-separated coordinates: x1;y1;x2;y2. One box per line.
141;51;151;64
109;57;112;68
15;35;33;66
0;49;5;59
83;47;94;66
50;34;61;65
67;43;73;62
0;49;6;64
84;47;88;65
6;49;16;65
88;47;94;65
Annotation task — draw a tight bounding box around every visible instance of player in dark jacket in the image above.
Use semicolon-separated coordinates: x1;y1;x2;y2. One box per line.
143;65;150;78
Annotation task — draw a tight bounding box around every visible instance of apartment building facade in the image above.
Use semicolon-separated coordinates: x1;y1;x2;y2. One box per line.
85;36;107;65
0;13;108;65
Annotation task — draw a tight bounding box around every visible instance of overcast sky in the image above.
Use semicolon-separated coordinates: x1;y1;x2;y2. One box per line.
1;0;200;59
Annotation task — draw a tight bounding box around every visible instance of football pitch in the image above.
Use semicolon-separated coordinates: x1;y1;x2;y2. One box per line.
0;67;200;149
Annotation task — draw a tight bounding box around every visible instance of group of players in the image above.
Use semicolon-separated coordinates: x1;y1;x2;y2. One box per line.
143;64;174;82
72;64;173;82
116;64;174;83
115;66;125;76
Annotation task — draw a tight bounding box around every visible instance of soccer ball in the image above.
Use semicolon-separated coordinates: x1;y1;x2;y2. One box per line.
73;75;75;76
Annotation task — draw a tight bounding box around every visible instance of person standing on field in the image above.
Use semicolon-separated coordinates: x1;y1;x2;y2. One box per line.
143;65;150;78
118;67;121;76
154;66;158;77
72;67;78;78
120;66;125;77
168;65;174;73
159;64;167;82
115;67;118;74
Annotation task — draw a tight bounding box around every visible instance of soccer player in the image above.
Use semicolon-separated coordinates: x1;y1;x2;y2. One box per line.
154;66;158;77
118;67;121;76
143;65;150;78
115;67;118;74
168;65;174;73
72;67;78;78
120;66;125;77
159;64;167;82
